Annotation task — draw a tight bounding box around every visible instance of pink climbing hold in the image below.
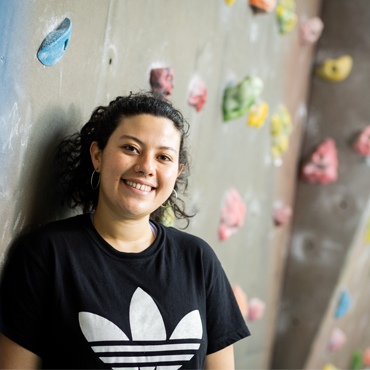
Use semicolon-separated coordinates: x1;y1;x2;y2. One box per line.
301;138;338;184
232;285;248;319
218;188;246;240
188;78;207;112
363;347;370;366
327;327;346;352
150;67;174;99
299;17;324;45
273;204;293;226
248;298;266;322
353;125;370;157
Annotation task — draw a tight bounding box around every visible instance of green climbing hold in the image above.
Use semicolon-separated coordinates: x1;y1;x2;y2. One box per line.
159;207;175;227
350;350;363;370
222;76;264;122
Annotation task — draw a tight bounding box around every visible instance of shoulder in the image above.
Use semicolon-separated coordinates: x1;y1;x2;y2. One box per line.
15;214;89;255
156;223;221;264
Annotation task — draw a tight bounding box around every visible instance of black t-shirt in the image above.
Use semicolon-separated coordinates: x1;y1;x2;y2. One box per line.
0;215;250;369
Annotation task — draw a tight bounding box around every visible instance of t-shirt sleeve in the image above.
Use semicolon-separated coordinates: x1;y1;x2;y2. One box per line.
0;236;50;357
203;245;251;354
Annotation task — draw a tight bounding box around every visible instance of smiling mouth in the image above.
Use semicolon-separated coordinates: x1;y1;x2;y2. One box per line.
124;180;153;192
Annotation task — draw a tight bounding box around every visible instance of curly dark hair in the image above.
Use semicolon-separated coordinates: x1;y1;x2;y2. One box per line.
58;91;193;226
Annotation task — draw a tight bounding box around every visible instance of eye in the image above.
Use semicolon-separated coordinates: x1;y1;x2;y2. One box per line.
158;154;172;162
122;145;138;153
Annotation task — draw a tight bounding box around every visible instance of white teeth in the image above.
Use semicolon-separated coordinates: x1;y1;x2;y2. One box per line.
125;180;152;192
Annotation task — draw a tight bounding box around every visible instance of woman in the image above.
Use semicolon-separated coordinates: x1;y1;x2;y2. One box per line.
0;92;250;369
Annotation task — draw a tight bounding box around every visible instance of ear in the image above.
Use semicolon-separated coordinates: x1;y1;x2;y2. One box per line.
90;142;102;172
177;164;183;177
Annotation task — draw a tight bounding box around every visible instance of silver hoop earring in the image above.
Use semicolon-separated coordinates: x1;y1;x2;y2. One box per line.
160;189;178;208
91;170;100;190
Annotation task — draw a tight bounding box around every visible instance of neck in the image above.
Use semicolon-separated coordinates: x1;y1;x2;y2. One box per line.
93;204;155;253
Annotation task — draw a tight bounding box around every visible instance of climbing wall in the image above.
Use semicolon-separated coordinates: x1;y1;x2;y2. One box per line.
272;1;370;369
0;1;321;368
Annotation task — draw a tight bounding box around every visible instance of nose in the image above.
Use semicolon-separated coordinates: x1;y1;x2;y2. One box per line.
135;154;155;177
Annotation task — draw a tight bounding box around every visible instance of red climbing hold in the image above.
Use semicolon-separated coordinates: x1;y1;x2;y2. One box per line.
327;327;346;352
188;78;207;112
299;17;324;45
248;298;266;322
150;67;174;99
301;138;338;184
218;188;246;240
353;125;370;157
273;204;292;226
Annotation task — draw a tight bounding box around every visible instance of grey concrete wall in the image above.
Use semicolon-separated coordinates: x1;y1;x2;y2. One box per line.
305;197;370;370
272;1;370;368
0;1;320;368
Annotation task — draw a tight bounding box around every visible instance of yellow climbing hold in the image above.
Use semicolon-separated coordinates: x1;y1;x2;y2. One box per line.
365;216;370;244
270;105;293;159
323;364;340;370
315;55;353;82
248;102;269;128
225;0;237;5
276;0;297;34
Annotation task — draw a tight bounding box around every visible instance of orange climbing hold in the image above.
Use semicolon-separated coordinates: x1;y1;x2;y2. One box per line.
363;347;370;367
232;285;248;319
249;0;276;13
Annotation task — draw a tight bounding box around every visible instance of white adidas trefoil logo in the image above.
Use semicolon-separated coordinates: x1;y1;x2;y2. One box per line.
79;287;203;370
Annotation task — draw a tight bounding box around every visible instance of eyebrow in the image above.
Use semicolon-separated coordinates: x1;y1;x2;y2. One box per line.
119;134;178;153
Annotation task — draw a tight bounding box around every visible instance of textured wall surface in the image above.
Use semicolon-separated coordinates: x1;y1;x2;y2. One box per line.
272;1;370;369
0;1;320;368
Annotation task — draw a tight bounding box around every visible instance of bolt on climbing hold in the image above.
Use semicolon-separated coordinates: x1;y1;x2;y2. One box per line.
301;138;338;184
353;125;370;157
249;0;276;13
222;76;264;122
323;364;340;370
363;347;370;367
350;350;363;370
273;204;292;226
248;298;266;322
270;105;293;162
150;67;174;100
315;55;353;82
299;17;324;45
232;285;248;319
276;0;297;34
218;188;246;240
327;327;346;352
248;101;269;128
188;78;207;112
365;217;370;244
335;290;351;319
37;18;72;66
158;206;175;228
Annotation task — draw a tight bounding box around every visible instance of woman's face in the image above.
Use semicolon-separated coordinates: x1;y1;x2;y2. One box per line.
91;114;183;221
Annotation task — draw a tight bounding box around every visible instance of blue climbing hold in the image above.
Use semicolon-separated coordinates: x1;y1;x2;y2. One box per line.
37;18;72;66
335;290;351;318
